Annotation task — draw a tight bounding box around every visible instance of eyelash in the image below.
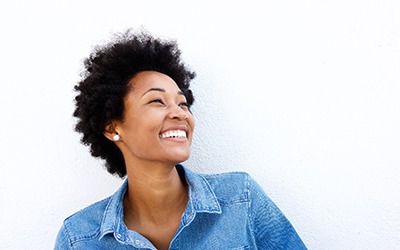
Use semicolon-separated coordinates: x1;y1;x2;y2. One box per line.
179;102;189;108
150;99;164;104
149;99;189;108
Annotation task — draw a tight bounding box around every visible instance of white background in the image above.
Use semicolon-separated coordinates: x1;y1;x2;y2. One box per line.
1;0;399;249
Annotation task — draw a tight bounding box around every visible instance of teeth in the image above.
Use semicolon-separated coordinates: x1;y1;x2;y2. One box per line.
161;130;187;139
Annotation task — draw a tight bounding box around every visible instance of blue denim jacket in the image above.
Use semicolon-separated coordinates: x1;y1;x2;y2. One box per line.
55;165;306;249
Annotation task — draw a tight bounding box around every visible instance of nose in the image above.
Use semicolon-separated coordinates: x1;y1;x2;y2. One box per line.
168;104;188;120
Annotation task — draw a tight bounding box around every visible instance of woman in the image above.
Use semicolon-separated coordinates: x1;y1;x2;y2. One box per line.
55;29;307;250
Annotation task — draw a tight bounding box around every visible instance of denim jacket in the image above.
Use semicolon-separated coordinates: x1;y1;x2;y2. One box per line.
55;165;306;249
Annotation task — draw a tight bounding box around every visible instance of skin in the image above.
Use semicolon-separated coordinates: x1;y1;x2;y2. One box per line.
104;71;195;250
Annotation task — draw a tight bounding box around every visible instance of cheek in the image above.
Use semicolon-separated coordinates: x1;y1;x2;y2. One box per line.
188;115;195;131
135;119;161;135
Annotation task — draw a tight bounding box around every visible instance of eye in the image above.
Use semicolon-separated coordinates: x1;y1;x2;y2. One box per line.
179;102;189;109
149;99;165;105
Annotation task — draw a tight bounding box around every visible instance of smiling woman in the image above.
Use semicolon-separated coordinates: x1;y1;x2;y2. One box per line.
54;29;307;250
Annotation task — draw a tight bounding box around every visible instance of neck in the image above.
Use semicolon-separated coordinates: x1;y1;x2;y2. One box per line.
123;163;188;225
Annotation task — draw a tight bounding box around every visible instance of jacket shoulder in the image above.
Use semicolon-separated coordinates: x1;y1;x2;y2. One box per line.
61;197;111;240
202;171;251;205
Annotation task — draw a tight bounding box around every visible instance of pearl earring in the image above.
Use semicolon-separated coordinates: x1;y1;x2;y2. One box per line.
113;134;120;141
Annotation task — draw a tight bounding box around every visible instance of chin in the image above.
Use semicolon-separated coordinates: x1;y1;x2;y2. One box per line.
171;152;190;164
175;155;190;163
161;147;190;164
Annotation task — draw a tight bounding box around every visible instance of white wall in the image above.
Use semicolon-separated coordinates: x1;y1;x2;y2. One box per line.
1;0;399;249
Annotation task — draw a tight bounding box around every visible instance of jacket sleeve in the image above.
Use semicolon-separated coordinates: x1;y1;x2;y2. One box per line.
54;224;71;250
247;175;307;250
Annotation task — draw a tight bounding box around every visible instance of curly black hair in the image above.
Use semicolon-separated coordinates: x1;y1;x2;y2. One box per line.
73;29;196;178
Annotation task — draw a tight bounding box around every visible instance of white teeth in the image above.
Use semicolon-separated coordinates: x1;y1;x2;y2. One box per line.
161;130;187;139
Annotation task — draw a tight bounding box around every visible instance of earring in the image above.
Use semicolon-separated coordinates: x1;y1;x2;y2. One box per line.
113;134;120;141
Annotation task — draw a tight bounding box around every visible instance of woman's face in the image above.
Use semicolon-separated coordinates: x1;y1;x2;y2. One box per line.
113;71;195;167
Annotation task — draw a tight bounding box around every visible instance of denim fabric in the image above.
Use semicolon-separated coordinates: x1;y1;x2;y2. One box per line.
55;165;307;249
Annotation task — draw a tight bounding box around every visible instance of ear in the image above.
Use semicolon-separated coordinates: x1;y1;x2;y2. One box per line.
104;121;119;141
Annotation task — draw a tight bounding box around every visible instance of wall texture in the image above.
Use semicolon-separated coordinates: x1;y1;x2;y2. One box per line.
1;0;399;249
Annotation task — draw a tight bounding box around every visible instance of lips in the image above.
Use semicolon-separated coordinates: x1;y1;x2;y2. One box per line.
160;129;187;139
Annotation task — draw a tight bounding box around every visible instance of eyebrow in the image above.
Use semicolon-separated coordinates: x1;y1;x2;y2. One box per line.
142;88;185;96
142;88;165;96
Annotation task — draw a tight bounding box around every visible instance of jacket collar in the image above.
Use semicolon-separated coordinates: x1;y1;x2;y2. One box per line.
179;165;221;214
99;165;221;239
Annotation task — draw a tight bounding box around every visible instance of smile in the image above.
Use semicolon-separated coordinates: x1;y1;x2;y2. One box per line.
160;130;187;139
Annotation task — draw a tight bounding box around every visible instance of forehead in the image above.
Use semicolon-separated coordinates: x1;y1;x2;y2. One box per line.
129;71;180;94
